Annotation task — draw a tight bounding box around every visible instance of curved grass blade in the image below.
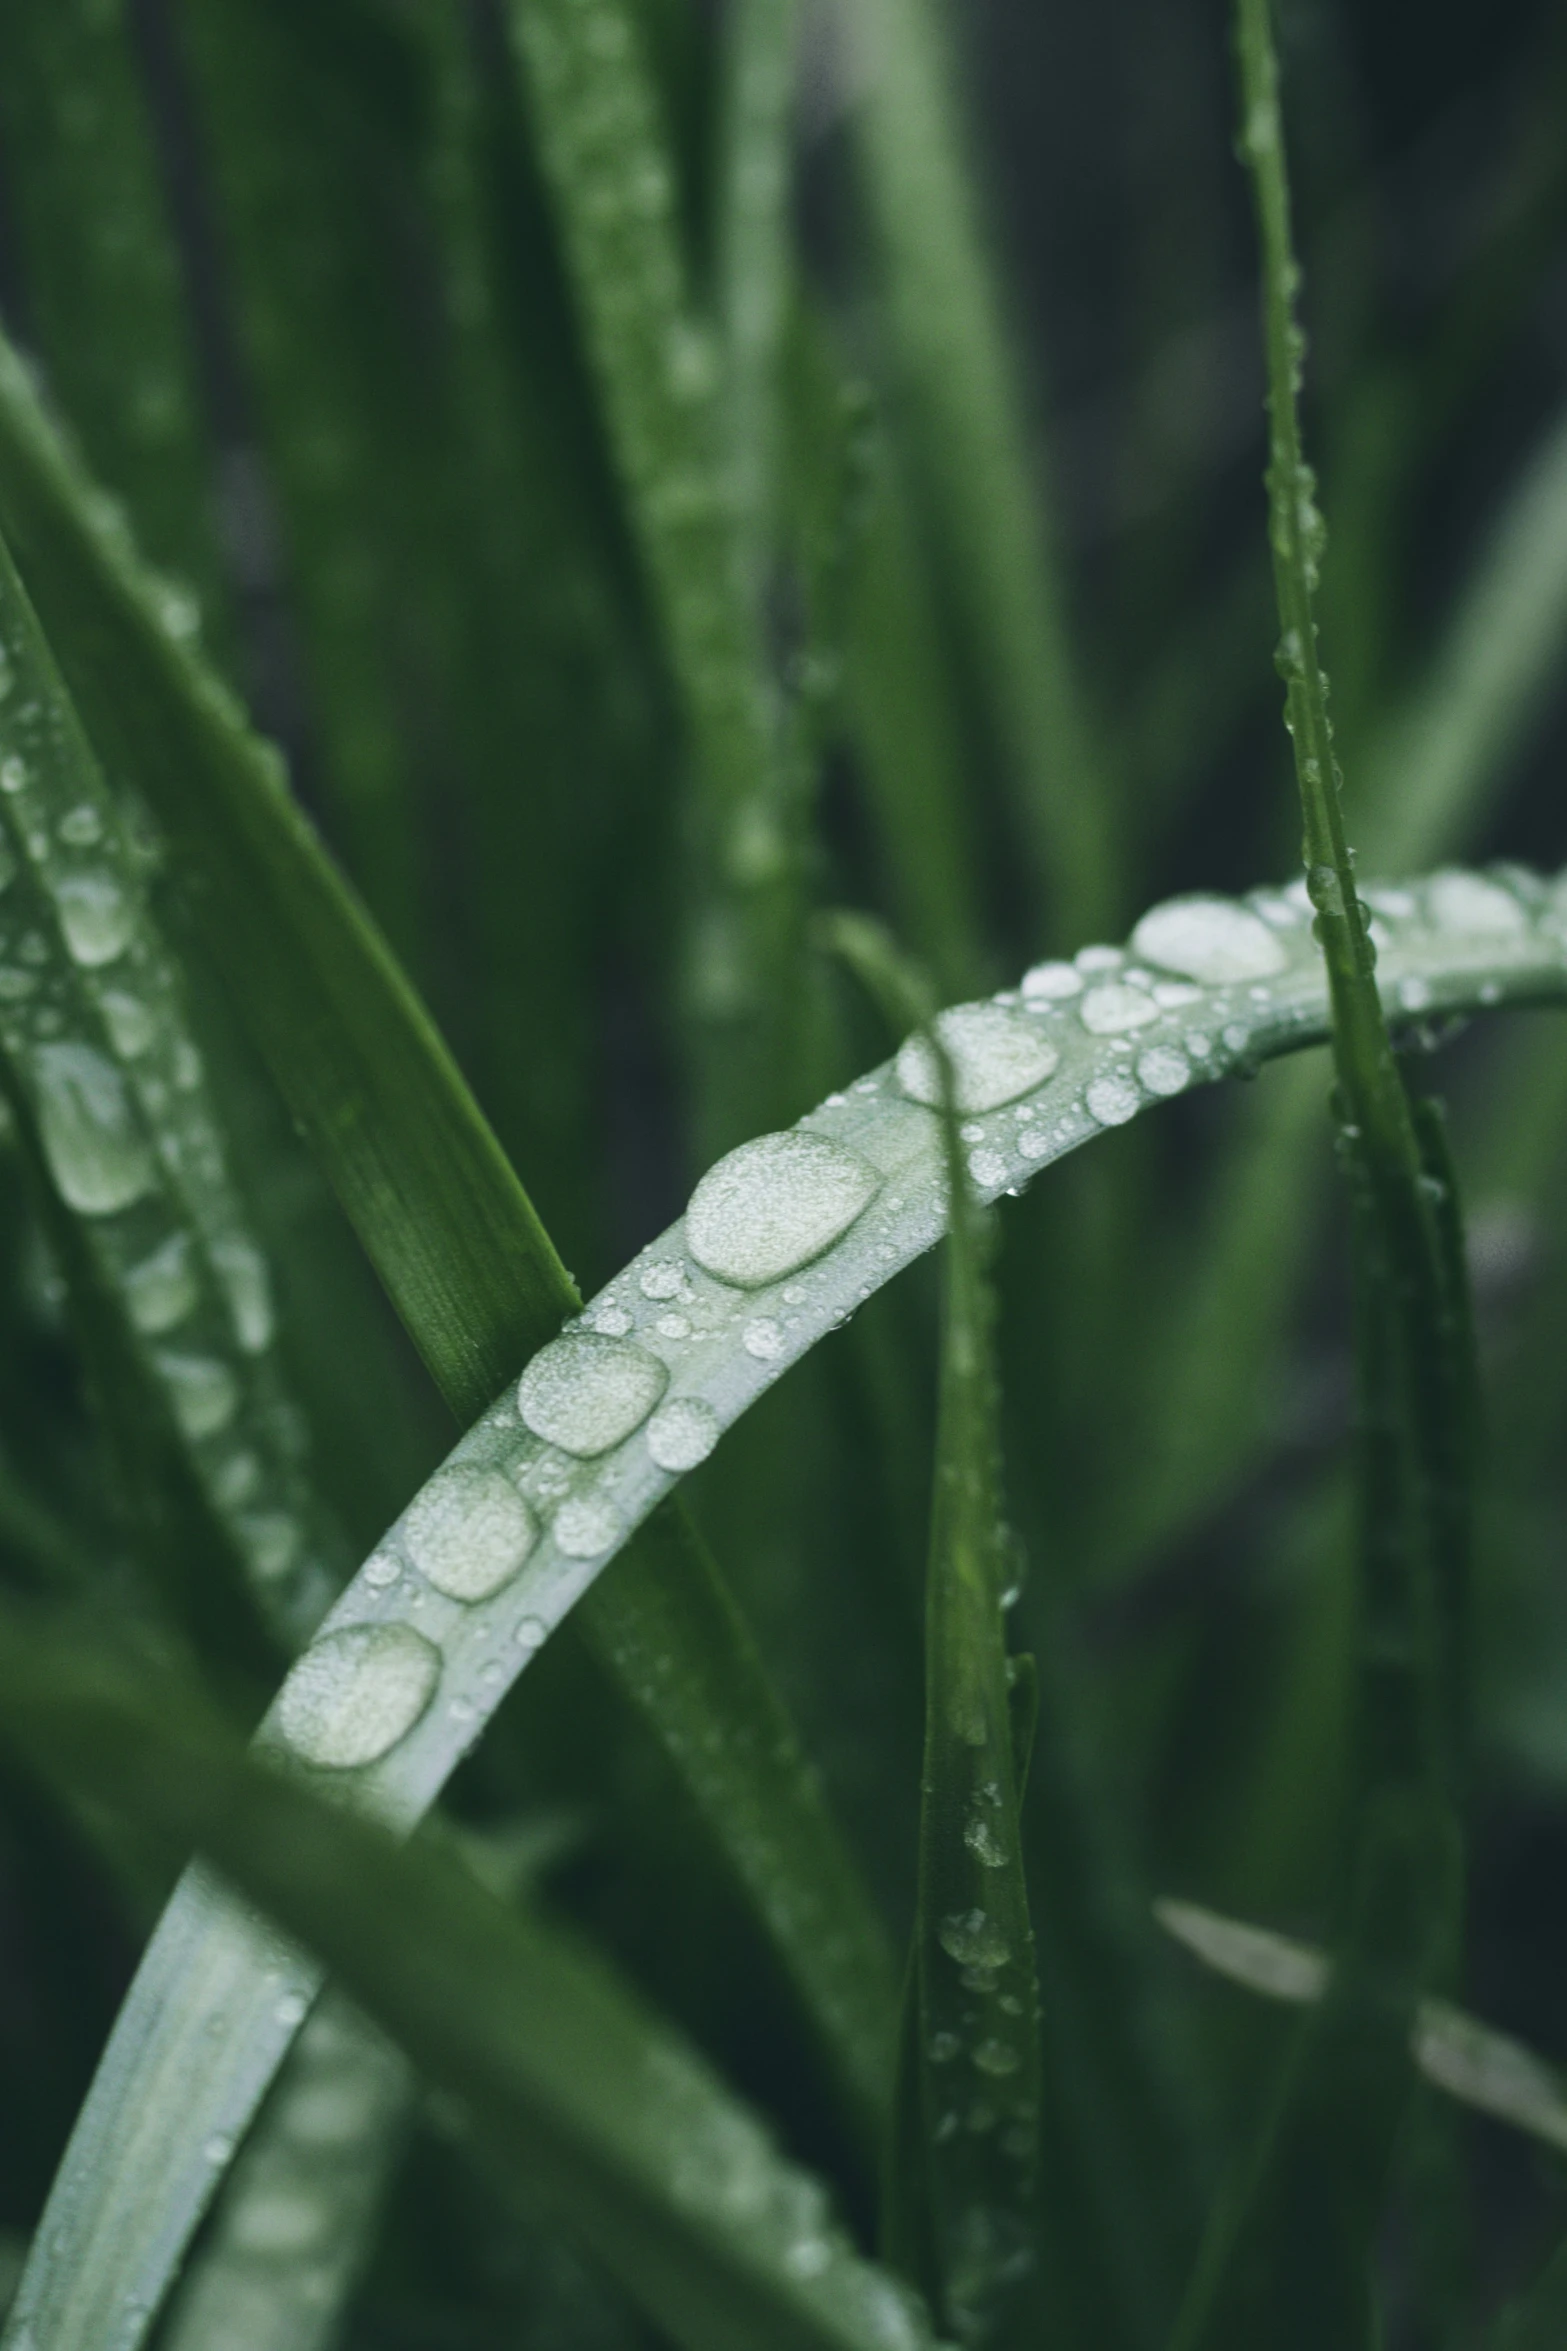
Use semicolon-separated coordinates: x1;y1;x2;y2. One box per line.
0;1609;942;2351
4;861;1561;2351
824;918;1039;2345
0;513;347;1649
1158;1898;1567;2156
0;0;231;649
1168;12;1473;2340
846;0;1114;940
504;0;798;1152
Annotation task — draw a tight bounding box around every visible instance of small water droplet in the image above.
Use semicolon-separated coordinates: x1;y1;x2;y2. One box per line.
1017;1127;1050;1161
1079;982;1160;1035
967;1147;1007;1189
56;871;135;966
897;1005;1059;1115
202;2133;235;2166
973;2039;1021;2078
590;1300;633;1336
229;2186;327;2258
1084;1073;1140;1127
1136;1046;1191;1096
964;1816;1008;1868
1425;870;1527;935
99;987;155;1056
1020;959;1081;1000
685;1130;881;1287
211;1235;274;1352
58;804;102;847
274;1990;309;2028
404;1466;538;1602
0;754;25;792
1398;976;1433;1012
124;1233;197;1332
553;1492;623;1558
743;1317;785;1361
1185;1032;1212;1058
277;1623;441;1768
1131;895;1288;984
519;1332;668;1455
33;1040;156;1213
938;1910;1009;1969
639;1260;685;1300
646;1396;720;1472
929;2030;961;2063
514;1612;547;1653
155;1351;240;1439
239;1512;299;1581
656;1311;691;1339
1076;945;1123;974
1222;1023;1250;1053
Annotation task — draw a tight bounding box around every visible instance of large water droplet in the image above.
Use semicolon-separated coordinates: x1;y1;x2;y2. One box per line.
685;1130;880;1287
896;1006;1059;1115
1136;1046;1191;1097
938;1910;1009;1969
1425;870;1527;935
125;1233;197;1333
210;1235;274;1353
277;1623;440;1768
1078;983;1159;1035
646;1397;720;1472
155;1351;240;1439
1131;896;1288;985
1085;1073;1140;1127
519;1332;668;1455
34;1041;155;1213
404;1466;537;1602
56;871;135;966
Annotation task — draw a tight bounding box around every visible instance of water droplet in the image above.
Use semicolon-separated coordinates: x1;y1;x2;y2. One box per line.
973;2039;1021;2078
1020;959;1081;1000
229;2187;327;2258
277;1623;440;1768
590;1300;633;1336
124;1233;197;1332
202;2133;235;2167
519;1332;668;1455
274;1990;309;2029
239;1513;299;1581
1136;1046;1191;1096
967;1147;1007;1190
685;1130;880;1287
1076;945;1123;974
364;1553;398;1589
210;1235;274;1353
1185;1031;1212;1057
515;1613;547;1653
1085;1073;1140;1127
646;1396;720;1472
930;2030;961;2063
155;1351;240;1438
964;1816;1008;1868
56;871;134;966
1;754;25;792
214;1449;260;1506
34;1041;155;1213
1222;1023;1251;1053
1131;895;1288;984
938;1910;1009;1969
404;1466;538;1602
656;1311;691;1339
639;1260;685;1300
58;804;102;847
99;987;155;1056
743;1317;785;1361
1425;870;1527;935
897;1005;1060;1116
554;1493;622;1558
1017;1127;1050;1161
1397;976;1433;1013
1079;983;1160;1035
1365;885;1415;919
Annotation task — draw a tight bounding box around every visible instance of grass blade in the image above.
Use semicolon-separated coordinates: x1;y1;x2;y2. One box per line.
505;0;798;1151
847;0;1115;939
0;0;232;646
0;1606;942;2351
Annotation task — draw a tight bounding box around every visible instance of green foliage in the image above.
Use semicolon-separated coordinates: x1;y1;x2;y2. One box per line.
0;2;1565;2349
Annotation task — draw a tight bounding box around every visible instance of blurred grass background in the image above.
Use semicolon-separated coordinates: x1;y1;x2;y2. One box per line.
0;0;1565;2344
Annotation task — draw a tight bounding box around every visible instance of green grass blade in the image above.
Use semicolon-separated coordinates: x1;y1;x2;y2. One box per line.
0;1608;942;2351
0;0;232;649
848;0;1115;939
1159;1897;1567;2155
505;0;797;1152
4;857;1559;2351
0;511;347;1650
1488;2236;1567;2351
720;0;797;595
823;917;1040;2344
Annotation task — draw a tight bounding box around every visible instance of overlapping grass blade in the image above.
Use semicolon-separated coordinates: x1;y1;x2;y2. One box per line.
0;1606;941;2351
824;917;1040;2345
0;511;347;1650
0;0;231;648
1168;9;1474;2339
505;0;798;1152
846;0;1114;940
1158;1897;1567;2154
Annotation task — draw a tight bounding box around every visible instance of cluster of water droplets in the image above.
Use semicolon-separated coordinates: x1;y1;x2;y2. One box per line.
0;622;347;1645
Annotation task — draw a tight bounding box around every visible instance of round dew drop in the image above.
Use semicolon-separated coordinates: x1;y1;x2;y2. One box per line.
553;1492;623;1558
155;1351;240;1440
743;1317;785;1362
518;1331;668;1455
55;871;135;967
1078;982;1159;1036
211;1235;274;1353
1131;895;1288;985
646;1396;720;1472
972;2039;1022;2079
1020;959;1081;1001
33;1040;156;1213
1136;1046;1191;1097
964;1816;1008;1868
1085;1073;1140;1128
937;1910;1009;1970
99;988;156;1057
404;1465;538;1602
685;1129;880;1288
277;1623;440;1769
896;1004;1059;1115
1425;870;1527;936
124;1233;197;1333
